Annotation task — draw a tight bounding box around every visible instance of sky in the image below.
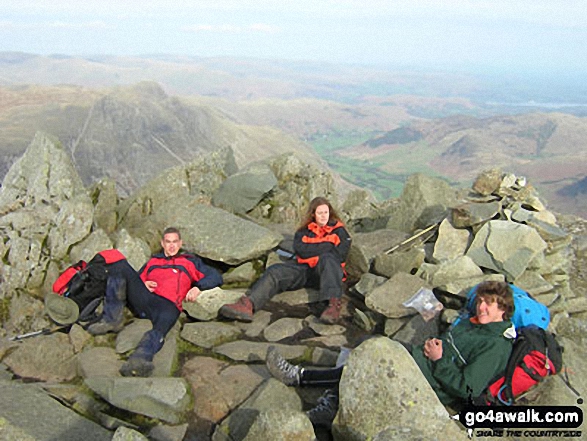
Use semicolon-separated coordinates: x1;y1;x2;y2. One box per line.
1;0;586;75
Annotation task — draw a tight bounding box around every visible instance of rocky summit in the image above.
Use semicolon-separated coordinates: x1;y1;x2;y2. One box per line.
1;133;586;440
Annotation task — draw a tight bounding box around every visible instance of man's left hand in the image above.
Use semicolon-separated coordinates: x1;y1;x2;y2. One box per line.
185;287;202;302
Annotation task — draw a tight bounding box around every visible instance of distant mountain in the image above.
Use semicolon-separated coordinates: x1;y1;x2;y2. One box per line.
338;112;587;217
1;52;586;217
559;176;587;197
0;82;315;195
2;52;586;108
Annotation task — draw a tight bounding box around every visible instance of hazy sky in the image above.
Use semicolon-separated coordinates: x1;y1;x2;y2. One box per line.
2;0;586;74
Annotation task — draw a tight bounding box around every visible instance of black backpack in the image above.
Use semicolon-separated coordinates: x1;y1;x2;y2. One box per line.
53;249;126;322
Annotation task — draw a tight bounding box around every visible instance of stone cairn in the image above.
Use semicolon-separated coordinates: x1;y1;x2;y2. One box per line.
0;133;585;441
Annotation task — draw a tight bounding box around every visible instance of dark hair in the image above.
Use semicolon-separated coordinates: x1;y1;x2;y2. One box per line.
297;197;341;231
162;227;181;240
474;281;514;320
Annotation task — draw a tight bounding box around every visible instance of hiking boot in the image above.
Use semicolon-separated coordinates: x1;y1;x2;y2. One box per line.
320;297;342;324
120;357;154;377
219;295;254;322
87;319;124;335
87;277;127;335
266;346;302;386
306;389;339;428
119;329;164;377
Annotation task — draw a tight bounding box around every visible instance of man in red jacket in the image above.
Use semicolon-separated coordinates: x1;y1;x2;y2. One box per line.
88;227;222;377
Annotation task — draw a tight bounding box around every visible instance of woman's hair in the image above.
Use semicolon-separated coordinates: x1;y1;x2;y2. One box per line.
297;197;341;230
474;281;514;320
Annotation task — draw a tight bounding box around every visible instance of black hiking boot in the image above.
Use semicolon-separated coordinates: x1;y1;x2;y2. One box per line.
306;389;339;428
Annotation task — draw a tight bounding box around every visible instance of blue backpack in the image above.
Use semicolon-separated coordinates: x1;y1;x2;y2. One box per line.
455;284;550;329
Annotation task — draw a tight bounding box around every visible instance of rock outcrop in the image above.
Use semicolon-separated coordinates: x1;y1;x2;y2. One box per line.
1;134;585;440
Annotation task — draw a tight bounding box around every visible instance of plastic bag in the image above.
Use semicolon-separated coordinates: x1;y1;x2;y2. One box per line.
403;287;443;322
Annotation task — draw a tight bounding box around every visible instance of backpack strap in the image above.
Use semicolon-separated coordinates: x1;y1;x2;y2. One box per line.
496;330;532;405
519;359;545;382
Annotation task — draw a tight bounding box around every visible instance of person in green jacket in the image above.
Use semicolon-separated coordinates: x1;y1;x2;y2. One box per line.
411;281;516;407
266;281;516;427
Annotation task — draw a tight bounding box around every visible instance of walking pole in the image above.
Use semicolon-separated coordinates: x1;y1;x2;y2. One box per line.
384;222;440;255
8;325;67;342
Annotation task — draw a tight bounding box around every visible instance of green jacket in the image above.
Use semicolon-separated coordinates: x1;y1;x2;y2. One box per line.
412;318;515;407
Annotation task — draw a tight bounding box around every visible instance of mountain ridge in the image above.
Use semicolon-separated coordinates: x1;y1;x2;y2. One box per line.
0;52;585;217
0;82;317;195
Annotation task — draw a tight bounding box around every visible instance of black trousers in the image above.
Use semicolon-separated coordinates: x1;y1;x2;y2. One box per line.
107;260;180;337
301;365;344;387
248;253;343;310
298;339;414;389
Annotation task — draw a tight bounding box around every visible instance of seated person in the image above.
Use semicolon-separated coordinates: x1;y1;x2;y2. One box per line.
88;227;223;377
219;196;352;324
266;281;516;426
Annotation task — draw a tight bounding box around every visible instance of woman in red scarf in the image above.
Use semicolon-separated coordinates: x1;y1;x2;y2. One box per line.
220;197;351;324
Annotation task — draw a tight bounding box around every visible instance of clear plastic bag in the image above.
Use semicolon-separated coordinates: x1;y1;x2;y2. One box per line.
402;287;443;322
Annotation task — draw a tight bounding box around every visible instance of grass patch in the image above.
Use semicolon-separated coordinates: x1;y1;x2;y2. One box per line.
309;131;444;200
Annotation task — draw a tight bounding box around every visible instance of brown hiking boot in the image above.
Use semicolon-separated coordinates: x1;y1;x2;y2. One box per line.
219;295;254;322
320;298;342;324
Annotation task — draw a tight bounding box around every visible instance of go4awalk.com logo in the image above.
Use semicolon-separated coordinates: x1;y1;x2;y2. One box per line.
454;405;583;438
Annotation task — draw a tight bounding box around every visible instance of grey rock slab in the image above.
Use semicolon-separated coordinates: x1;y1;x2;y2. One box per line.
450;200;501;228
365;272;428;319
418;256;483;288
333;337;463;440
222;262;257;285
213;341;307;363
148;423;189;441
212;163;277;214
436;273;505;297
182;356;267;423
0;380;112;441
242;408;315;441
78;346;123;379
241;310;273;338
352;273;388;299
263;317;305;342
3;332;77;382
154;201;283;265
183;287;244;321
212;379;303;441
272;287;323;305
84;377;191;424
302;334;348;348
432;218;471;262
467;220;547;280
372;247;426;279
346;228;408;279
472;168;503;196
305;315;346;336
112;426;149;440
181;322;242;349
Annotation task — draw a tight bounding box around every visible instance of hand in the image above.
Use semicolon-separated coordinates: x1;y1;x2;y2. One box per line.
145;280;157;292
185;286;201;302
423;338;443;361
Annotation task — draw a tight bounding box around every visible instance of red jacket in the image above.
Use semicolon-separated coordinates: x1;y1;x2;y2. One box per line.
294;220;351;271
139;252;222;311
